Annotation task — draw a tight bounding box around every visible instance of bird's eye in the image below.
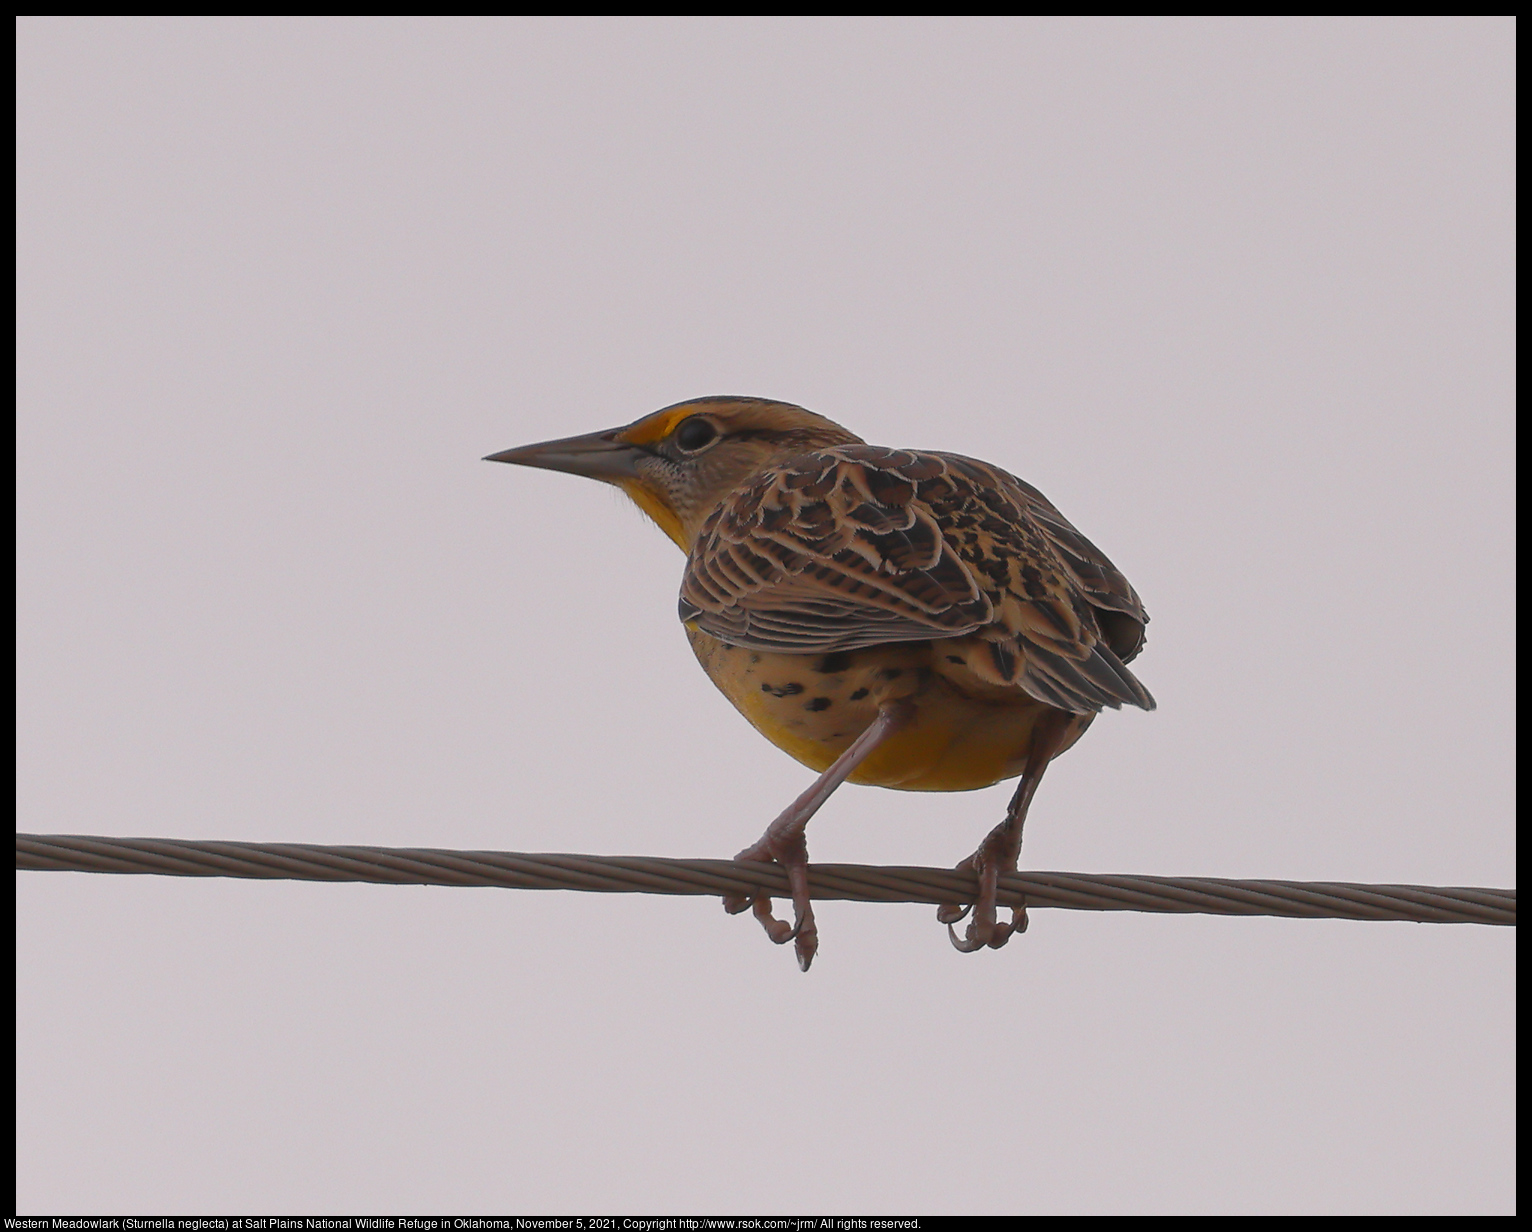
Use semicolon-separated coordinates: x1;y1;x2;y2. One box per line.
673;417;719;453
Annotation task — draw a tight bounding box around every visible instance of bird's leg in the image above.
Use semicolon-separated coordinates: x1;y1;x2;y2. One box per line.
940;710;1075;953
724;698;916;971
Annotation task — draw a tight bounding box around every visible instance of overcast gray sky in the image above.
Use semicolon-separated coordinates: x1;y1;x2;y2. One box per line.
17;17;1514;1215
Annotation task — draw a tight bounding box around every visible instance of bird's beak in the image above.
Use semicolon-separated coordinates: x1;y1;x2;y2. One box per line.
483;426;644;483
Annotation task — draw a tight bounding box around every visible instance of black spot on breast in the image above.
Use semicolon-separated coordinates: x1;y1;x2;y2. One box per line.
947;655;965;664
877;667;903;680
749;653;761;664
761;681;804;697
815;651;854;674
988;642;1018;680
849;688;869;700
806;697;833;712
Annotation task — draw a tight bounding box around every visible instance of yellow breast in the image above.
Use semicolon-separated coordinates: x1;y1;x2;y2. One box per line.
684;626;1089;792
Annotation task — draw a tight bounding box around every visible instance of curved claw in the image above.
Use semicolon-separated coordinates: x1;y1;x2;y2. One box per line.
936;901;972;925
947;922;988;953
728;835;818;967
751;895;796;945
982;904;1031;949
947;903;1029;952
794;919;819;971
726;888;818;968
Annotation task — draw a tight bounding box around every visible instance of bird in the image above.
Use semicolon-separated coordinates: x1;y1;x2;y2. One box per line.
486;396;1154;970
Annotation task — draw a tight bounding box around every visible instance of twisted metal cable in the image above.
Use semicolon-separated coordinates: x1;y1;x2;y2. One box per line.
15;834;1514;925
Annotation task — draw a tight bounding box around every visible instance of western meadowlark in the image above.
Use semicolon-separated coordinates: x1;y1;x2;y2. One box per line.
487;396;1154;969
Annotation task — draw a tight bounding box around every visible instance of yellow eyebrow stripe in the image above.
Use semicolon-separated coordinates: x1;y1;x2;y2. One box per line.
616;406;696;446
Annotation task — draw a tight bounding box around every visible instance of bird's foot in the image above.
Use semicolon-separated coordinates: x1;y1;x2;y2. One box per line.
938;828;1027;953
723;828;817;971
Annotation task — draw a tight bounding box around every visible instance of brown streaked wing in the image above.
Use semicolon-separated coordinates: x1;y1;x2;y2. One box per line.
680;446;993;654
934;454;1154;711
987;464;1150;664
681;445;1155;715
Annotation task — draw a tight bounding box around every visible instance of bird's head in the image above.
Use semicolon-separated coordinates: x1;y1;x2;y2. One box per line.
486;396;863;551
